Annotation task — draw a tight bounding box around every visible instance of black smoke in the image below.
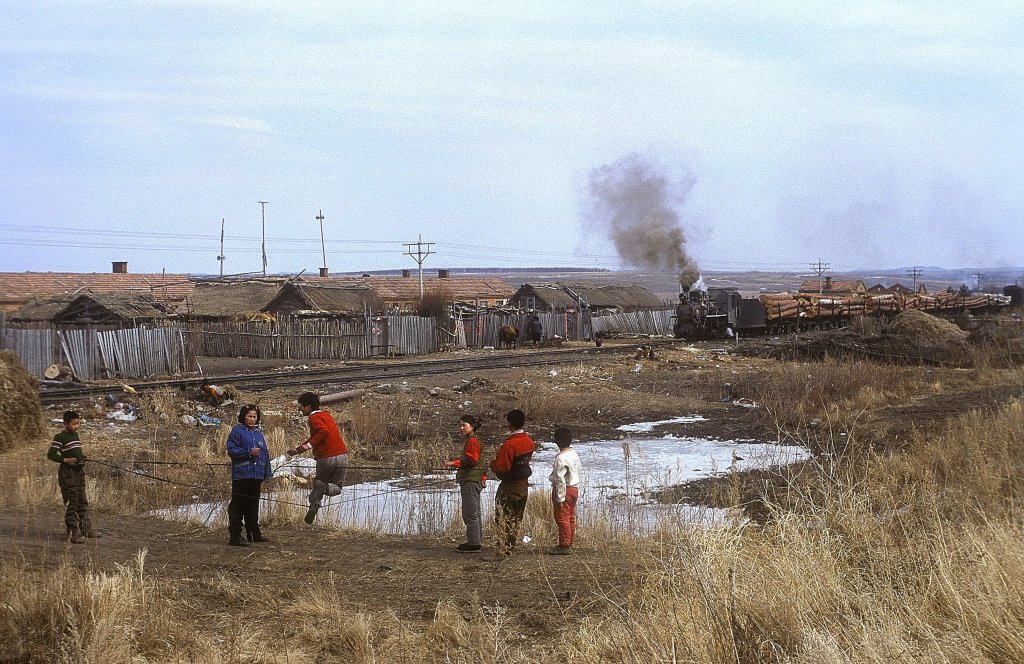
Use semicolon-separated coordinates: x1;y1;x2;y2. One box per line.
584;152;701;289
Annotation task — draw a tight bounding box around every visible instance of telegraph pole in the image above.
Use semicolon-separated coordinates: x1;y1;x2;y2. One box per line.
217;218;225;276
810;258;830;294
258;201;269;276
974;272;985;293
906;266;923;292
403;235;434;306
317;210;327;277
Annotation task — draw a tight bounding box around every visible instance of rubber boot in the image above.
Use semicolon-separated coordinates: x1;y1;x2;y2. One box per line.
228;533;249;547
68;528;85;544
304;505;319;524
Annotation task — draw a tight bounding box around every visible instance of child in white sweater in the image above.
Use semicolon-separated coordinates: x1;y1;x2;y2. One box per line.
548;427;581;555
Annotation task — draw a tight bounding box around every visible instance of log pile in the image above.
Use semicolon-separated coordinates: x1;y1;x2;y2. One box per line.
759;292;1011;322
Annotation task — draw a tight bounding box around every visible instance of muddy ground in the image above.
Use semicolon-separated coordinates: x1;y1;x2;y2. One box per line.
1;337;1015;653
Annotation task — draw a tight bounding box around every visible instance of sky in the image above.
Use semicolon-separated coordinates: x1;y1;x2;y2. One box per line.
1;1;1022;276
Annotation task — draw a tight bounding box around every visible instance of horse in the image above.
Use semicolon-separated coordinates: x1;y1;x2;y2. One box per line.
498;324;519;349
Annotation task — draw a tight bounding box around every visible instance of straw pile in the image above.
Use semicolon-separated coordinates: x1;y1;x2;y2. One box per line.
887;309;968;345
0;350;46;453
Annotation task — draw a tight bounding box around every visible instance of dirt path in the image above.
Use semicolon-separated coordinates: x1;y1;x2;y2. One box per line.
1;504;633;637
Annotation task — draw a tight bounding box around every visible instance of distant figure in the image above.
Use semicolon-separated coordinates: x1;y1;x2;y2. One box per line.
446;414;487;553
528;316;543;345
47;410;100;543
498;324;519;350
288;392;348;524
488;409;535;558
548;426;581;555
226;404;272;547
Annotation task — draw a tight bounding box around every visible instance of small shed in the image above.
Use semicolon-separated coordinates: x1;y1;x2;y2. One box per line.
263;283;382;316
53;293;176;325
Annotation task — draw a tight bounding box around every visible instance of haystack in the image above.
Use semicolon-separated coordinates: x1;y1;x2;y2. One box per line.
0;350;46;453
887;309;968;345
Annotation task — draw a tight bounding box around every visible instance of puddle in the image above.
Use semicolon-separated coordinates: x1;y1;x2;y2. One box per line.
153;415;811;536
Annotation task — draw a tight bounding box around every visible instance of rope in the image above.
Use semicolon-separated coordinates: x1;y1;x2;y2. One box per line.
87;458;458;510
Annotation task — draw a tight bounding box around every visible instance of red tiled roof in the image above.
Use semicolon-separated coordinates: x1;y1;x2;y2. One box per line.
0;272;194;310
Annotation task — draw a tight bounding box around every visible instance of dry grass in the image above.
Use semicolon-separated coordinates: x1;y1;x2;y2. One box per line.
3;346;1024;662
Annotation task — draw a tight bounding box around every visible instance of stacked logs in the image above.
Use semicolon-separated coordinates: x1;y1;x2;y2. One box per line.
759;292;1010;322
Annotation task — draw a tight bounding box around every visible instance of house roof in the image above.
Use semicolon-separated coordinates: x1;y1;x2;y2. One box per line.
10;296;75;321
515;283;665;309
179;280;283;317
354;276;515;302
798;279;866;294
54;292;176;323
263;282;382;314
0;271;193;311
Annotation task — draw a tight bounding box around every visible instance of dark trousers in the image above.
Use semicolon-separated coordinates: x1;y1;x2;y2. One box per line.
495;481;529;552
58;465;90;533
228;478;263;537
459;480;484;546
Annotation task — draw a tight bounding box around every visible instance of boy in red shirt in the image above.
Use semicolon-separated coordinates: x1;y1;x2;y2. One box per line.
488;409;535;557
288;392;348;524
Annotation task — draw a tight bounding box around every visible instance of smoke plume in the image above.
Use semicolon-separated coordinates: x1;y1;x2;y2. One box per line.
584;152;701;289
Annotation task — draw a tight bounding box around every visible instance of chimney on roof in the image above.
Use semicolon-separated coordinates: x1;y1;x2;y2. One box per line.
112;261;128;274
402;269;411;278
824;276;833;291
438;268;450;279
319;267;329;278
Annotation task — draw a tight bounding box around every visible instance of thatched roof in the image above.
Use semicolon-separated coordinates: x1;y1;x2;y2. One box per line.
10;296;74;322
511;283;665;312
54;293;176;324
263;283;382;315
180;280;283;318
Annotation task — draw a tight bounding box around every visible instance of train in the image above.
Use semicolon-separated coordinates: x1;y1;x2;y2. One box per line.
672;287;1013;340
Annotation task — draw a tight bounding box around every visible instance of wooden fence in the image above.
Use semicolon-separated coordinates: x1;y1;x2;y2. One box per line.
1;325;194;380
2;308;674;378
591;309;674;337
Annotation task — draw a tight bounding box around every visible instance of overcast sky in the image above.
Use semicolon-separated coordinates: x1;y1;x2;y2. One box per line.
1;1;1021;276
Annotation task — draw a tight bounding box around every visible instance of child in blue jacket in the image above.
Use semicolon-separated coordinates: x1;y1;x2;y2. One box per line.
226;404;272;546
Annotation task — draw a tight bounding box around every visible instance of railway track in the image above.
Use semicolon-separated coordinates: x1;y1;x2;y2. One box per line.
39;344;645;405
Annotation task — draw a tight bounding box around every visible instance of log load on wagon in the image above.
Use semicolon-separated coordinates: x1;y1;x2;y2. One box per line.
673;287;1012;340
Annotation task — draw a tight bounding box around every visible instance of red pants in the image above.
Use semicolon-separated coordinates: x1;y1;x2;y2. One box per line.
553;486;578;547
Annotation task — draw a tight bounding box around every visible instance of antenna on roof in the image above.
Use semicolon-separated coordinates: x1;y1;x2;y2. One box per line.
217;218;226;276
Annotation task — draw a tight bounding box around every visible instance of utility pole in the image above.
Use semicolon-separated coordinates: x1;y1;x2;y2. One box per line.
810;258;830;294
217;218;226;276
974;272;985;293
258;201;269;276
403;235;434;307
906;266;923;292
316;210;328;277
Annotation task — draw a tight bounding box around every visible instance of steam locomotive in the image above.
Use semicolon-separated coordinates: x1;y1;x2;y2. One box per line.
671;287;1012;340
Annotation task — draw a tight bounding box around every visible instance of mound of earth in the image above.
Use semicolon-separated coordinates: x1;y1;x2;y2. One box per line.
0;350;46;453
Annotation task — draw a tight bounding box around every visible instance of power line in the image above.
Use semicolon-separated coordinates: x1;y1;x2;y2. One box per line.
809;258;830;294
403;235;434;305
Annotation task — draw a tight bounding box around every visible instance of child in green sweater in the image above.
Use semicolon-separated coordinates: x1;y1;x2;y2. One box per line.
47;410;100;543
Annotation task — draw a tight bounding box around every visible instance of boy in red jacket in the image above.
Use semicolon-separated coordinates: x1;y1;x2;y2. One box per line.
488;409;535;556
288;392;348;524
